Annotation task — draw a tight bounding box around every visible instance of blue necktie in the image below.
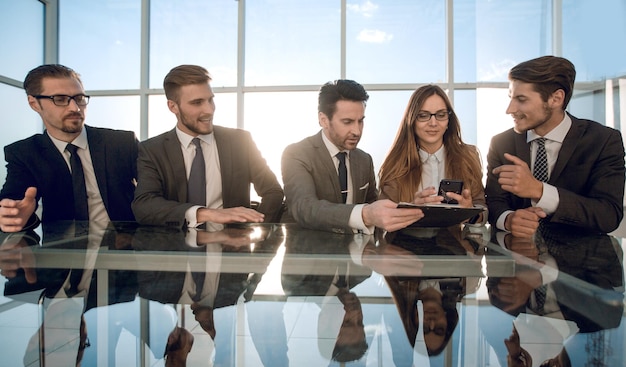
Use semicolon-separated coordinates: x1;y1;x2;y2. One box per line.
188;138;206;206
337;152;348;203
66;144;89;220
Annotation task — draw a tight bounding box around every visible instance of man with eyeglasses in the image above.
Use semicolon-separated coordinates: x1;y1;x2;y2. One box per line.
0;64;139;232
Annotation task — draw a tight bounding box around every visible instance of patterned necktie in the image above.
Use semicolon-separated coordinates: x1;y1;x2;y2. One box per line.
534;285;547;313
533;138;548;182
337;152;348;203
188;138;206;206
66;144;89;220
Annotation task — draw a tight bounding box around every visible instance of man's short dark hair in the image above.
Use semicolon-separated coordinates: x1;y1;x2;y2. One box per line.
23;64;83;96
508;55;576;110
318;79;369;121
163;64;212;103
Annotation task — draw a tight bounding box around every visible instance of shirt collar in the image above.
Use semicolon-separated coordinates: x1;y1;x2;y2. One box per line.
419;145;445;163
47;126;88;152
527;113;571;143
321;130;348;158
176;127;215;148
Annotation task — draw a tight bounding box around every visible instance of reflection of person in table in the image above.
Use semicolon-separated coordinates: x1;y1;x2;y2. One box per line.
0;223;174;367
484;223;623;367
381;225;483;358
281;226;373;364
386;275;463;357
134;223;283;366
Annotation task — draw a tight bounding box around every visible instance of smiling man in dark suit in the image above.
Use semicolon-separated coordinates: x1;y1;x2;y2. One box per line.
0;64;138;232
132;65;284;228
486;56;625;237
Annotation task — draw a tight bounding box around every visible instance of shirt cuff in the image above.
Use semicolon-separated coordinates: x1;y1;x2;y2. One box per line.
348;234;372;266
185;205;204;228
349;204;375;235
533;183;559;214
539;255;559;284
496;210;514;231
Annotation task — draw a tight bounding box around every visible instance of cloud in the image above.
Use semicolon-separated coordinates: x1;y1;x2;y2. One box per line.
357;29;393;43
347;0;379;18
478;59;517;81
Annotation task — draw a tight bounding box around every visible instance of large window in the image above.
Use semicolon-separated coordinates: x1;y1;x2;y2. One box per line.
246;0;340;86
59;0;142;90
150;0;238;88
1;0;624;187
0;0;44;184
347;0;446;83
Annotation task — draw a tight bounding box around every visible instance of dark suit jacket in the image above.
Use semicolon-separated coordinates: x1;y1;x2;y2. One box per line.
281;131;378;233
0;126;138;225
132;126;284;227
485;113;625;233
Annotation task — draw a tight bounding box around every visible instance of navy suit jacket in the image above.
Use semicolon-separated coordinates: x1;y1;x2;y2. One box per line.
0;126;138;225
485;113;625;233
132;126;284;227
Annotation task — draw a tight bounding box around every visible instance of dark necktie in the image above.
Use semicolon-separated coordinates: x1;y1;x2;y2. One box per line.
533;138;548;182
193;270;206;301
337;152;348;203
66;144;89;220
534;285;547;313
188;138;206;206
335;261;348;289
66;268;84;297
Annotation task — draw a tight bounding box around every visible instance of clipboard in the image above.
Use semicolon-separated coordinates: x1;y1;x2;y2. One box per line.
397;202;484;228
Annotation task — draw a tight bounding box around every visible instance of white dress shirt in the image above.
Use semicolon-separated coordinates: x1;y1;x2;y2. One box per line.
418;145;446;191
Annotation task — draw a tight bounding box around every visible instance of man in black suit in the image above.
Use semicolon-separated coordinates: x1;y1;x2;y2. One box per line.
0;64;138;232
486;55;625;237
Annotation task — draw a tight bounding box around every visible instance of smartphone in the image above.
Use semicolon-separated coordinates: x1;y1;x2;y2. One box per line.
438;179;463;204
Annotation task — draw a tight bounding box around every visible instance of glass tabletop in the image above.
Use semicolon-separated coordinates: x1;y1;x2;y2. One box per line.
0;221;623;366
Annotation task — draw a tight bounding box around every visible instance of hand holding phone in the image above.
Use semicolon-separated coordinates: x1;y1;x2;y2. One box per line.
438;179;463;204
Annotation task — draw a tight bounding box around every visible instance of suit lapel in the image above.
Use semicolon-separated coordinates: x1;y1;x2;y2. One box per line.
40;133;72;176
349;151;364;202
164;130;188;201
551;117;584;181
85;127;109;205
214;127;229;201
515;132;532;167
313;133;343;201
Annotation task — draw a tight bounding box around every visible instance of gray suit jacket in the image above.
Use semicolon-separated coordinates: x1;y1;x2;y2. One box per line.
485;113;625;233
281;131;378;233
132;126;284;227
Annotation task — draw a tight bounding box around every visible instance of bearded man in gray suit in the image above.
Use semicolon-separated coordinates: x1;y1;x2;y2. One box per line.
281;80;423;234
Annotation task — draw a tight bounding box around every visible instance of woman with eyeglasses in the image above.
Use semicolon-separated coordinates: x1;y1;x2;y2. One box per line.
378;85;485;219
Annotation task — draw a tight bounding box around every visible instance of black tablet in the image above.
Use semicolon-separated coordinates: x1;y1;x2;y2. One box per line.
397;202;483;227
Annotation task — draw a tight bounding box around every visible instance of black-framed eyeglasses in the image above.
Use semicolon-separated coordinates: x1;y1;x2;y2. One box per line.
33;94;90;106
416;110;452;122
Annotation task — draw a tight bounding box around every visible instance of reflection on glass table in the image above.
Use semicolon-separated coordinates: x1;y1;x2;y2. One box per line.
0;221;623;366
